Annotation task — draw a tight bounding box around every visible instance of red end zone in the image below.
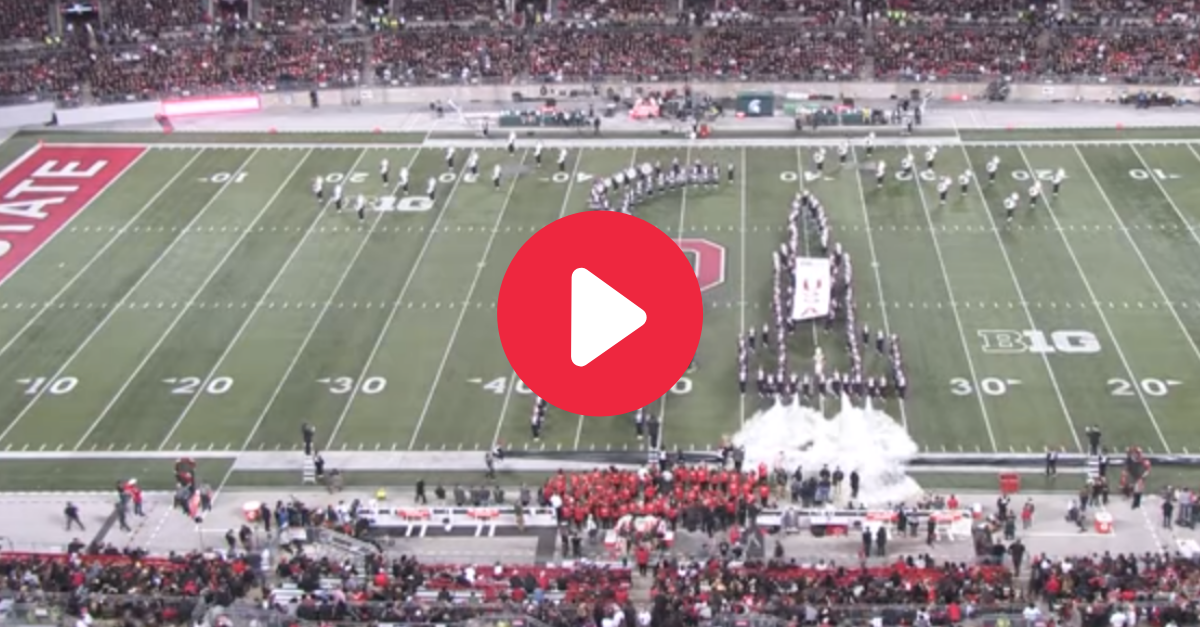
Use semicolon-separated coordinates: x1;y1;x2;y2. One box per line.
0;145;145;284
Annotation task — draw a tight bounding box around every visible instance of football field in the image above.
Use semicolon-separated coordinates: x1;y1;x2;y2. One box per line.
3;131;1200;487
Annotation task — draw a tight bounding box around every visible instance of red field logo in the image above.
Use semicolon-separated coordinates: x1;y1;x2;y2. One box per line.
0;145;144;284
678;238;726;292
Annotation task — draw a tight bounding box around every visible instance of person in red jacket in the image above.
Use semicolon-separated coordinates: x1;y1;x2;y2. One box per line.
635;544;650;576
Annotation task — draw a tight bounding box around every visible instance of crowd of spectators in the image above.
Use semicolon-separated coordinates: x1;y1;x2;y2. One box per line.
860;0;1037;22
1043;27;1200;82
259;0;350;27
0;47;87;105
12;546;1200;627
554;0;668;22
0;0;1198;104
88;42;225;102
1067;0;1198;25
0;548;257;622
524;25;695;81
371;27;518;85
872;24;1038;79
104;0;208;37
393;0;506;23
0;0;53;42
649;556;1018;622
700;25;862;79
707;0;848;22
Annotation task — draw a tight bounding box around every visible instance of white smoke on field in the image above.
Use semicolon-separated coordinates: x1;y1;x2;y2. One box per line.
731;396;921;507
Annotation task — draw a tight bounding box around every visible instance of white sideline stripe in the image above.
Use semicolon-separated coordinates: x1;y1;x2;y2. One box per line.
904;148;998;451
405;150;531;451
0;149;262;447
1015;146;1171;453
569;147;638;450
958;145;1081;452
157;148;377;448
849;148;909;430
796;146;821;417
212;146;427;498
0;142;42;183
56;222;1200;234
38;138;1200;150
321;155;479;449
0;149;202;361
71;149;311;449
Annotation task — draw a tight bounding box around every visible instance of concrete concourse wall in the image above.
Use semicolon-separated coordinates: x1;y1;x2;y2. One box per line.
2;80;1189;131
261;80;1195;108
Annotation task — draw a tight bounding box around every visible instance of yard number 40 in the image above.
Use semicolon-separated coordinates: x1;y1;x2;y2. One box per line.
480;376;693;396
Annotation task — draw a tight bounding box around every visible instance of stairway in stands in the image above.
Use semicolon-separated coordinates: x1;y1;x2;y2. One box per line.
690;25;705;75
630;570;655;606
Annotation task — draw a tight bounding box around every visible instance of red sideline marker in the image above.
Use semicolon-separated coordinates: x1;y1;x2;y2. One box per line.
498;211;704;417
0;145;144;284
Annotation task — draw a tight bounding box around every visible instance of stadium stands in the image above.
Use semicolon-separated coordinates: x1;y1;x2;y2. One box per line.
88;42;225;102
0;0;1195;102
872;24;1037;80
371;28;520;84
0;0;52;42
0;48;87;105
11;546;1199;626
394;0;505;24
260;0;351;26
699;26;863;80
104;0;208;36
1043;27;1200;81
651;558;1019;617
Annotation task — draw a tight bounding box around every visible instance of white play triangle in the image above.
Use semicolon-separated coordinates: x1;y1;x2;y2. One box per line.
571;268;647;367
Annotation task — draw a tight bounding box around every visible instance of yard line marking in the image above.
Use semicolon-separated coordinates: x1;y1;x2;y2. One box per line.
904;148;997;451
658;142;693;448
484;150;583;449
960;146;1081;451
1016;146;1170;453
0;149;206;361
1133;145;1200;254
738;146;748;426
796;147;822;413
71;149;312;450
0;148;263;448
157;148;378;448
213;148;426;486
1080;146;1200;389
320;155;478;450
405;150;531;451
850;148;908;429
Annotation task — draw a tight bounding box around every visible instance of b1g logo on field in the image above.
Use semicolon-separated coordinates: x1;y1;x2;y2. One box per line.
374;196;434;212
978;329;1100;355
679;238;726;292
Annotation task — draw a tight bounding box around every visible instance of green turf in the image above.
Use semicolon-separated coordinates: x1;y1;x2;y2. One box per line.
0;459;233;491
2;135;1200;490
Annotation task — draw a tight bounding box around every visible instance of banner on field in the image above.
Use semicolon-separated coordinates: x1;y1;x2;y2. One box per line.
792;257;831;321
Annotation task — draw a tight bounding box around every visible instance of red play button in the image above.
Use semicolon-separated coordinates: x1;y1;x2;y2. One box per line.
498;211;703;416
